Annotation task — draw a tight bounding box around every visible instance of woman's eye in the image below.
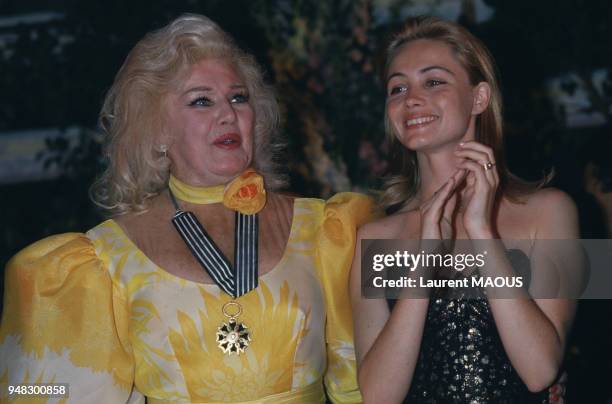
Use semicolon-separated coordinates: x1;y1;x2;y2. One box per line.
189;97;213;107
230;93;249;104
425;79;445;88
388;86;406;96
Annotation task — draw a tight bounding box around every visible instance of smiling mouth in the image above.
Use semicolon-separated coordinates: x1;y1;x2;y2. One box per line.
405;115;438;128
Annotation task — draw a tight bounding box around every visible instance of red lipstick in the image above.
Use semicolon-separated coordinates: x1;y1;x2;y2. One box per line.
213;133;241;150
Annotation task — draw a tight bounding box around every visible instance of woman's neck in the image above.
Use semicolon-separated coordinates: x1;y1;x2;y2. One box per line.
416;146;462;202
414;126;476;203
169;174;225;205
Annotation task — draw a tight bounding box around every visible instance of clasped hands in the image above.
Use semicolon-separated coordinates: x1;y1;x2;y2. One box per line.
419;140;499;242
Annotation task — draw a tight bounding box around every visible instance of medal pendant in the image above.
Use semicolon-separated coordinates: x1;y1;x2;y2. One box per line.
216;301;251;355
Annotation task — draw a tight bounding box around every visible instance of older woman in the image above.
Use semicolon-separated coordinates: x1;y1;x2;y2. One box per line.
0;14;372;403
350;17;577;403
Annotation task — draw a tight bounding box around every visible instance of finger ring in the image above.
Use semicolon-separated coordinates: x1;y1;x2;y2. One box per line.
483;161;494;171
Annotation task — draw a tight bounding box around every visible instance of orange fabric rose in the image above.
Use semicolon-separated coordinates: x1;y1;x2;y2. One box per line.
223;169;267;215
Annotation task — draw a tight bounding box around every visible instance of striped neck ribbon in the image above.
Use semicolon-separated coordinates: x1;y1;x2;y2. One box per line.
169;188;258;298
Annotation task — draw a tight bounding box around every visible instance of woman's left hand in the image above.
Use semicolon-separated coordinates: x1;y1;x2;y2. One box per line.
454;141;499;239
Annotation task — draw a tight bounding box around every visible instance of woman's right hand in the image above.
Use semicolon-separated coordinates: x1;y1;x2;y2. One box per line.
419;169;465;240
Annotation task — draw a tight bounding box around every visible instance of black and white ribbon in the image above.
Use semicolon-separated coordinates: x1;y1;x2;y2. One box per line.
169;193;258;298
234;212;258;297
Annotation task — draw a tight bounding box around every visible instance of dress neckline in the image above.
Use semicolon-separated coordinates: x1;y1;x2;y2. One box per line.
104;198;303;289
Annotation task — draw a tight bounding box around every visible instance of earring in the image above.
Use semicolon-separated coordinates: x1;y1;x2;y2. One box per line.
158;144;168;158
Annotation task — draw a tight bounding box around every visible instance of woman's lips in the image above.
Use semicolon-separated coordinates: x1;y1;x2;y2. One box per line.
405;115;439;129
213;133;241;150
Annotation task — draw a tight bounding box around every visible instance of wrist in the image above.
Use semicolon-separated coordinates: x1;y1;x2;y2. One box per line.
420;230;440;240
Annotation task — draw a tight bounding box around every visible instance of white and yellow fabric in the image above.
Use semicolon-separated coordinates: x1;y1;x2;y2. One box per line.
0;193;373;403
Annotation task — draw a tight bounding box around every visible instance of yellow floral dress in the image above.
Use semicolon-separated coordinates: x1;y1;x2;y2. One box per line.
0;193;373;404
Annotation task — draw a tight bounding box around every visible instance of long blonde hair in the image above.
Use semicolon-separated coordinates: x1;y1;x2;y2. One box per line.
91;14;284;215
380;16;540;213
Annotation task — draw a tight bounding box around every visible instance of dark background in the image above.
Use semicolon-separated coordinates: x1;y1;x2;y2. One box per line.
1;0;611;401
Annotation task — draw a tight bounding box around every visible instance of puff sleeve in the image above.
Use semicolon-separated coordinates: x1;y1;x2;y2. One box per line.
0;233;139;403
316;192;377;404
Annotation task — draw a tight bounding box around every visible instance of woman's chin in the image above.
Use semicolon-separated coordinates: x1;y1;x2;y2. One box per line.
210;163;251;181
400;133;467;153
399;136;435;152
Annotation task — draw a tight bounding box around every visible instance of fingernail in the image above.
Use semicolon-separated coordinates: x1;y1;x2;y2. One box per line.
459;142;465;147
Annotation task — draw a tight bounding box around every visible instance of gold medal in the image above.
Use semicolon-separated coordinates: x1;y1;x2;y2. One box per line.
216;301;251;355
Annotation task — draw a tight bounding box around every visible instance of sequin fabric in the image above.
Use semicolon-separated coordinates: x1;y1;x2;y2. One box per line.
400;250;549;404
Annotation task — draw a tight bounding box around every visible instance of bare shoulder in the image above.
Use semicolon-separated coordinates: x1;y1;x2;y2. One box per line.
524;187;575;209
358;209;417;240
521;188;578;222
505;188;579;238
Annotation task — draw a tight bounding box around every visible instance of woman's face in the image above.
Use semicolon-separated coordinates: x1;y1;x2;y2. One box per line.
165;58;254;186
386;39;488;152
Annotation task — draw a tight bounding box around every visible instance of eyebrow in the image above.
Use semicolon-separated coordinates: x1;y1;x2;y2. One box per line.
182;84;248;96
421;65;455;75
386;65;456;84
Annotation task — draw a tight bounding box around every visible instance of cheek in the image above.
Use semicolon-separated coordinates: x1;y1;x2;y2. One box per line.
439;92;471;121
240;109;255;139
386;101;403;130
460;92;475;115
174;118;210;153
456;86;477;115
173;113;208;143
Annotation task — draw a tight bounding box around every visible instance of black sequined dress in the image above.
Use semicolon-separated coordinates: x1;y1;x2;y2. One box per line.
395;250;550;404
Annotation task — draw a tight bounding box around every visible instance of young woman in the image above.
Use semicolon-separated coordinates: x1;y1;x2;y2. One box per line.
350;16;576;403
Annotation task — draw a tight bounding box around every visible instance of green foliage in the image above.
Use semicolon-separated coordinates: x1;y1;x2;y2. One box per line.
252;0;388;196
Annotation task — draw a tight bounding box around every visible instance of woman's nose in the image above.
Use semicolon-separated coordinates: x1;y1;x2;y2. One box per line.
217;100;237;124
404;89;425;108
